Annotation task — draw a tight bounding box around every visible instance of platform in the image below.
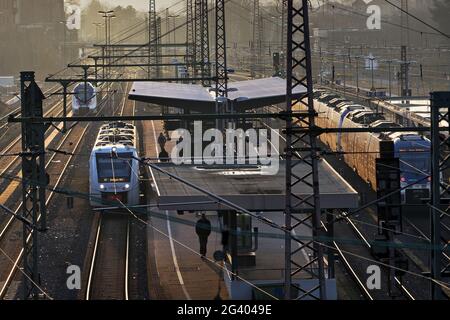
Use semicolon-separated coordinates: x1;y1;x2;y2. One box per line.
129;77;306;112
222;208;337;300
150;159;359;211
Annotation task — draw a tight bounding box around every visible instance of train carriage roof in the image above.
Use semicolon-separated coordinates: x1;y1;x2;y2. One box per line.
94;121;137;149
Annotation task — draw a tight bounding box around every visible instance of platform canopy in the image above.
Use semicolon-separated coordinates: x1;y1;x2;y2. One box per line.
128;77;306;111
150;160;358;211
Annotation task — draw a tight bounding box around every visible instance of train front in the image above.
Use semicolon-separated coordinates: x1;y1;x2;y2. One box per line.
394;134;431;204
89;145;140;209
73;82;97;115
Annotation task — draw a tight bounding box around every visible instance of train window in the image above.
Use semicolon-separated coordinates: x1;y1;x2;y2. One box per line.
96;152;133;183
399;153;430;181
74;84;95;104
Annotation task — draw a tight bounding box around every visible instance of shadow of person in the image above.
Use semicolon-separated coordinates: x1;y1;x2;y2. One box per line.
158;148;169;162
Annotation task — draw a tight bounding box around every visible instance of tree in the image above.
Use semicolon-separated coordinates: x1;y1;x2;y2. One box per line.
80;1;145;42
80;0;105;40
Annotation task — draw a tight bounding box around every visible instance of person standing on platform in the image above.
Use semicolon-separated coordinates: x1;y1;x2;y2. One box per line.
195;213;212;258
158;132;167;151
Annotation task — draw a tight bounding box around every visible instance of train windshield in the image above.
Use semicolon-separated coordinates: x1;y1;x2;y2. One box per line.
399;152;430;182
74;84;95;104
96;152;132;183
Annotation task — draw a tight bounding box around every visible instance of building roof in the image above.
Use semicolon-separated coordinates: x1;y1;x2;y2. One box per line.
128;77;306;111
149;160;358;211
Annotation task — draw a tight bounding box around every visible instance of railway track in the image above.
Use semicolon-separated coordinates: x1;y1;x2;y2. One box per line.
0;84;62;132
0;84;114;299
85;215;130;300
339;212;416;300
258;117;377;299
0;96;65;174
261;114;417;299
403;216;450;298
84;81;137;300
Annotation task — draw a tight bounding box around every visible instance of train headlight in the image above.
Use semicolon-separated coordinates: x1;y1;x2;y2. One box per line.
99;184;105;190
124;184;130;189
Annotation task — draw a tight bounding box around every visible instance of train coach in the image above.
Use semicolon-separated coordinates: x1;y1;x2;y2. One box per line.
313;92;431;203
72;82;97;114
89;121;140;208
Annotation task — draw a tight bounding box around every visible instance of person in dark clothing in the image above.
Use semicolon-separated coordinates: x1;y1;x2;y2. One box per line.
195;213;212;257
158;132;167;150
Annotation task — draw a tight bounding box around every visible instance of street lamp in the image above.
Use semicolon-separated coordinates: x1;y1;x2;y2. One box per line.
367;56;377;92
381;59;400;98
353;54;364;97
98;10;115;77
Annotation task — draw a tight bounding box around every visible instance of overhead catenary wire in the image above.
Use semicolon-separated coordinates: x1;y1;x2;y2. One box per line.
0;163;449;293
383;0;450;40
115;198;280;300
48;0;188;79
0;168;444;253
13;0;450;298
0;246;53;300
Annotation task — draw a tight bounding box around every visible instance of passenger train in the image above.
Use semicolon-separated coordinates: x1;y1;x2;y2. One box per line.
89;121;140;208
72;82;97;114
312;91;431;203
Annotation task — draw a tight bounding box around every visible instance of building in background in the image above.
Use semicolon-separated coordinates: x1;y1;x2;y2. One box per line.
0;0;79;78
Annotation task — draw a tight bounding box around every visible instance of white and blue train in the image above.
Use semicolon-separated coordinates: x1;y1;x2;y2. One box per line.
89;121;140;208
313;91;432;204
73;82;97;114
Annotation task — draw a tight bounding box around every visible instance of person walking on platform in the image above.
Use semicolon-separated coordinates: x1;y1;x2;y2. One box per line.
195;213;212;257
158;132;167;151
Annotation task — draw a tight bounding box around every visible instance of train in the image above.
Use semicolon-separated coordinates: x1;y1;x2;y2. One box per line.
72;82;97;114
312;90;431;203
89;121;140;208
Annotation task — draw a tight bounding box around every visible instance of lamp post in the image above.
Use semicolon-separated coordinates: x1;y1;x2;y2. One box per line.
98;10;115;77
381;59;397;98
353;55;364;98
367;56;376;92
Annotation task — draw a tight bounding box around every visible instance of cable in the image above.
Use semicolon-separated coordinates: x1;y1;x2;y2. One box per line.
115;198;279;300
315;239;450;292
328;2;440;37
0;159;443;254
0;246;53;300
383;0;450;40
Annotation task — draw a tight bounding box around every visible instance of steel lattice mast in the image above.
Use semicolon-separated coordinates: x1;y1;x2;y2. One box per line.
284;0;326;300
430;92;450;300
200;0;211;86
148;0;158;78
194;0;211;86
20;72;47;299
215;0;227;98
251;0;261;78
156;16;162;78
186;0;195;74
280;0;288;77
